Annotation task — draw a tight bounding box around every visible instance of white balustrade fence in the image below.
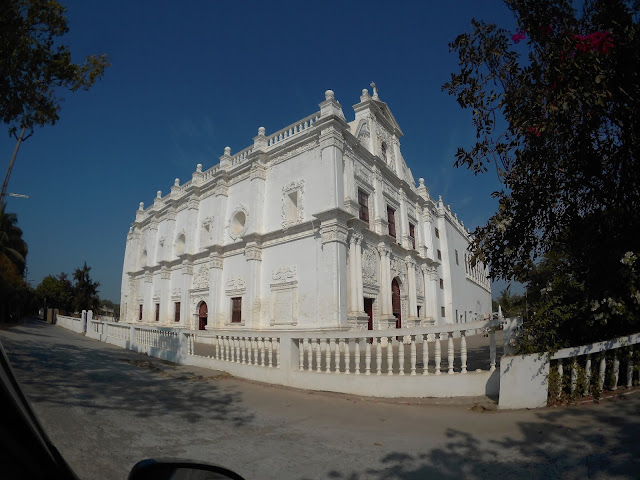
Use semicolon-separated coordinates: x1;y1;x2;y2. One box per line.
266;112;320;148
56;317;500;399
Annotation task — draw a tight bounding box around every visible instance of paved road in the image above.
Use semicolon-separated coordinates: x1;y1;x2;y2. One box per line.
2;318;639;480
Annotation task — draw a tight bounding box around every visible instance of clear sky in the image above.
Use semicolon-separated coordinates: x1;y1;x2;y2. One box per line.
2;0;522;302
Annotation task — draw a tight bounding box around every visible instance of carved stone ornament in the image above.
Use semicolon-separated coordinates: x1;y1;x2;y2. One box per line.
153;291;161;301
193;265;209;290
281;180;305;230
272;265;297;284
250;162;267;181
161;268;171;280
226;276;246;294
355;119;370;143
416;272;424;297
209;254;223;269
362;248;378;286
354;163;373;185
172;288;182;298
245;245;263;261
227;204;249;240
269;142;316;166
200;216;213;249
390;256;407;284
320;224;349;245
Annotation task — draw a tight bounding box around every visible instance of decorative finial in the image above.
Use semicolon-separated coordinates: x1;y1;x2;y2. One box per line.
325;89;335;100
419;178;425;187
196;163;202;173
258;126;265;136
224;146;231;156
138;202;144;211
156;190;162;198
370;82;379;100
438;195;443;203
362;88;368;96
174;178;180;186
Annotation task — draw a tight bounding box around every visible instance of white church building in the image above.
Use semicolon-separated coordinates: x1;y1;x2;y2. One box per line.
120;86;491;332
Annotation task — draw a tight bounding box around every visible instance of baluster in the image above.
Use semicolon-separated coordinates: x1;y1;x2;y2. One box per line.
365;339;372;376
303;338;310;371
585;354;592;391
239;337;245;364
252;337;258;365
320;339;327;372
489;329;496;372
571;358;578;394
410;335;416;375
234;338;239;363
213;336;218;359
260;337;266;367
355;339;361;375
598;354;606;391
299;339;305;371
434;333;442;375
460;330;467;374
344;339;351;375
376;338;383;375
338;339;345;374
243;337;249;365
398;336;405;376
627;349;634;388
612;351;619;390
329;338;336;372
221;336;226;361
448;332;455;374
275;338;280;368
387;336;394;376
266;338;273;368
334;338;340;374
311;338;318;372
422;334;429;376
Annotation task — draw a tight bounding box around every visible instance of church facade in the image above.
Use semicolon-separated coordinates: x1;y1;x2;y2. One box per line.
120;87;491;331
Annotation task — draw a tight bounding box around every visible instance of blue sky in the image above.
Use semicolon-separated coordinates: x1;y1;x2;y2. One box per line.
2;0;522;302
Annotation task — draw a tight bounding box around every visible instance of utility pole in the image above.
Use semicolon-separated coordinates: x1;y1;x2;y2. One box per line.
1;127;30;206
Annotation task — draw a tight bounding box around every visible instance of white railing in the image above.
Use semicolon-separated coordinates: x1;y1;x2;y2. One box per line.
106;322;130;340
56;315;84;334
266;112;320;148
134;326;181;352
231;146;254;166
550;333;640;397
202;165;219;181
186;333;280;368
292;321;496;376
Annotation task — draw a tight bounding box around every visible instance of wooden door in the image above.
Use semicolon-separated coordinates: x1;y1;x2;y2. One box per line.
198;302;208;330
392;278;401;329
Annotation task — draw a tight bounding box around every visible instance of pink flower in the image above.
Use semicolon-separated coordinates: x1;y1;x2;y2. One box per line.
512;30;526;44
573;31;614;54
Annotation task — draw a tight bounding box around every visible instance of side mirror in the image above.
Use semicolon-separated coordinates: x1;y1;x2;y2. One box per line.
128;459;245;480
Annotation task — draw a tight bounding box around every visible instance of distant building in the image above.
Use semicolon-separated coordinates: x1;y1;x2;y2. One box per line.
120;87;490;331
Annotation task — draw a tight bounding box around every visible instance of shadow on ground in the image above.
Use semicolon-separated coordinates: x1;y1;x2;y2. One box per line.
303;394;640;479
0;319;253;427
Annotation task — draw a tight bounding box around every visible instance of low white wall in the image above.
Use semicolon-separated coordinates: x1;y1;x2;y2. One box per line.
56;315;85;334
498;353;550;409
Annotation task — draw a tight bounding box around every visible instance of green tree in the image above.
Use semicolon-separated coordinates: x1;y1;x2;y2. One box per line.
35;273;74;314
0;0;109;204
493;287;526;318
72;262;100;312
444;0;640;351
0;204;31;320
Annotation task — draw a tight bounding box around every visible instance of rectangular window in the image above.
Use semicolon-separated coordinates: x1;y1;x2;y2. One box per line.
455;249;459;265
231;297;242;323
440;278;444;289
441;306;446;317
409;223;416;249
437;249;442;260
155;303;160;322
417;305;421;318
174;302;180;322
387;206;396;238
435;227;440;239
358;189;369;225
138;305;143;321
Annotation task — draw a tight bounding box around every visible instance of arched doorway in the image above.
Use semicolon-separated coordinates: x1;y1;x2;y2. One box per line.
198;302;208;330
391;278;401;329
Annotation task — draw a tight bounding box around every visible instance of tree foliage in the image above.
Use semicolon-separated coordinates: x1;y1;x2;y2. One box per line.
35;273;73;313
0;204;32;320
444;0;640;351
0;0;109;135
72;262;100;312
